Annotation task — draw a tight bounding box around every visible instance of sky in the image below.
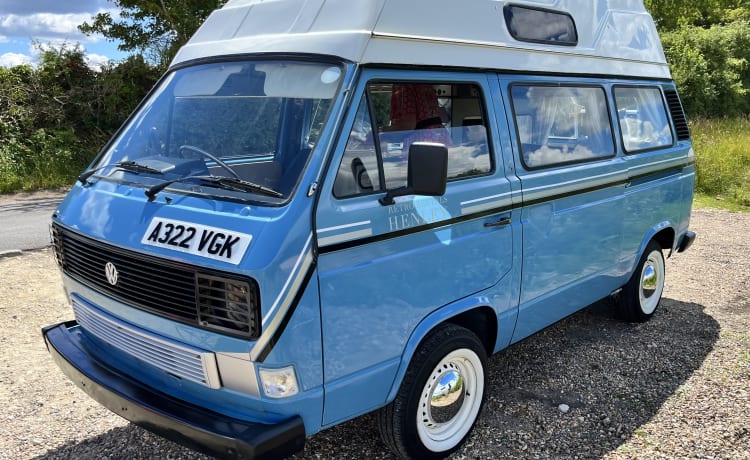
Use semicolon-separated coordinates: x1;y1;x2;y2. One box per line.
0;0;127;70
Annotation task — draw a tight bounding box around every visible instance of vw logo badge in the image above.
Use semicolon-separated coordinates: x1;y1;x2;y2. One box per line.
104;262;119;286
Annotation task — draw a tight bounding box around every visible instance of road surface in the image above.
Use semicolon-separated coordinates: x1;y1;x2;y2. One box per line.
0;192;65;254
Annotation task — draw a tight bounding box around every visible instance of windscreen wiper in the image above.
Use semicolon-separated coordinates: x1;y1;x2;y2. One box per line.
145;175;284;201
78;161;165;185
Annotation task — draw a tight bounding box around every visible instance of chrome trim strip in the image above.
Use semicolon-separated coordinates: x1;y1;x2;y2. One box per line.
627;156;687;178
318;228;374;246
460;191;512;207
462;200;510;215
522;170;626;202
72;297;221;389
317;220;372;234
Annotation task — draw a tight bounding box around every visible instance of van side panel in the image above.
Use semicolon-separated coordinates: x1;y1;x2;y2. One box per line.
501;76;628;343
503;77;694;345
617;83;694;272
511;164;627;342
621;148;694;266
316;218;513;425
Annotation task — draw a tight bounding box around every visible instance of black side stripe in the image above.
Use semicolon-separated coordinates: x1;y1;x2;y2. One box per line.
318;162;695;254
627;163;694;184
254;263;317;363
320;204;514;253
521;179;628;208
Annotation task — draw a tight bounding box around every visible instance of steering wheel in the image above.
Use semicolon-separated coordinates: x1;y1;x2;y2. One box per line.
178;145;240;179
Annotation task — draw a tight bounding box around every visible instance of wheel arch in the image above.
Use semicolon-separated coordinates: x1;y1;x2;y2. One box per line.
652;226;676;256
636;223;676;265
385;302;497;404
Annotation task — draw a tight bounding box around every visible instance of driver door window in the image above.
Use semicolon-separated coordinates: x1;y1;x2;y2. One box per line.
333;82;492;199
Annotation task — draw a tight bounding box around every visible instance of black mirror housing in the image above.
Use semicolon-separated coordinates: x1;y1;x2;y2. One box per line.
379;142;448;205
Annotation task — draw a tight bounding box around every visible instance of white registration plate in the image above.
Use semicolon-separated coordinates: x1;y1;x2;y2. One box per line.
141;218;252;265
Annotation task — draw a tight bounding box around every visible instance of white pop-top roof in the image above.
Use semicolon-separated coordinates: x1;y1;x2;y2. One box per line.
173;0;670;79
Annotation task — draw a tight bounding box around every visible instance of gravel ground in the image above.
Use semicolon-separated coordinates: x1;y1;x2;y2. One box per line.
1;207;748;460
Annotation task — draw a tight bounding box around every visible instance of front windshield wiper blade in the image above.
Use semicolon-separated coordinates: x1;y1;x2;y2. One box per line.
145;175;284;201
78;161;164;185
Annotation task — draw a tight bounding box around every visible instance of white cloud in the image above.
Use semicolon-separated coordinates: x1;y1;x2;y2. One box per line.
0;3;126;68
85;53;110;71
1;0;105;15
0;52;33;68
0;12;98;42
0;44;112;70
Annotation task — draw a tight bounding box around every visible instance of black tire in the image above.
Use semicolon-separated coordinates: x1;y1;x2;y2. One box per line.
617;240;665;322
377;323;487;459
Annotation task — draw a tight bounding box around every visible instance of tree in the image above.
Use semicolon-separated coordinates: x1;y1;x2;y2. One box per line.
0;45;160;191
645;0;750;31
644;1;750;116
79;0;227;70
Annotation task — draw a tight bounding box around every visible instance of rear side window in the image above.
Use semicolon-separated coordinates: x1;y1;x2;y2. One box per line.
614;86;674;153
510;85;614;169
333;82;492;198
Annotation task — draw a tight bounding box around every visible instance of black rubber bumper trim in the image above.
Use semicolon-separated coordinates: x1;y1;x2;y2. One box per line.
677;230;697;253
42;321;306;460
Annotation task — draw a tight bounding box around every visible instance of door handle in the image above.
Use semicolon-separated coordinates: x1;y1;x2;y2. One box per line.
484;217;512;228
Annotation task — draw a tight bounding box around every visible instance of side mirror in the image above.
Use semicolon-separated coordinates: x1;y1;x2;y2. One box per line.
379;142;448;206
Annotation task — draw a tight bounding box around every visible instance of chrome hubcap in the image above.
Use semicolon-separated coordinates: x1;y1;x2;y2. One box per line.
642;264;658;298
429;368;464;424
639;250;664;315
417;349;484;452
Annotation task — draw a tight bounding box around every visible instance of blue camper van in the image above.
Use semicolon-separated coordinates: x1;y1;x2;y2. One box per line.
43;0;696;458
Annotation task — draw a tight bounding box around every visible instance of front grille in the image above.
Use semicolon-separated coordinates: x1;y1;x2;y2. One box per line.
52;223;260;339
72;298;221;388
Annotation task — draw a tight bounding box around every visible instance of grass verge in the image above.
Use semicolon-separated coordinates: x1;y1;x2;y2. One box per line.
691;117;750;212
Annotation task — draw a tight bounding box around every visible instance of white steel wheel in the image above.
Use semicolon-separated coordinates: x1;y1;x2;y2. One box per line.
618;241;665;322
638;248;665;315
378;323;487;459
416;348;484;452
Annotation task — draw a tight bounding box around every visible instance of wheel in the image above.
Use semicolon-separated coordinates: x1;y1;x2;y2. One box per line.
178;144;240;179
617;240;665;322
378;323;487;459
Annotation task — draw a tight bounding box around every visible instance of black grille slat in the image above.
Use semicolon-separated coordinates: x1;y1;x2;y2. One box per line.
117;276;195;303
62;253;197;317
664;90;690;141
64;240;196;287
53;223;260;339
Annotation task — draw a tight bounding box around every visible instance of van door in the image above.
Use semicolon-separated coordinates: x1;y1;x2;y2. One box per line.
314;70;518;425
501;77;626;343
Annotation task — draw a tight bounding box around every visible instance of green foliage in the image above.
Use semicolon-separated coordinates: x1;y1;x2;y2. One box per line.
0;45;159;193
646;1;750;118
661;21;750;117
646;0;750;31
0;128;87;193
79;0;227;70
691;117;750;209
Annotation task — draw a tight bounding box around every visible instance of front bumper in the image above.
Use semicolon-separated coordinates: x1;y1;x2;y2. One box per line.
42;321;306;460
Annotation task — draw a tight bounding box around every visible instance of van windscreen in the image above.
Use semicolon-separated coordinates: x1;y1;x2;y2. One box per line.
90;60;343;203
